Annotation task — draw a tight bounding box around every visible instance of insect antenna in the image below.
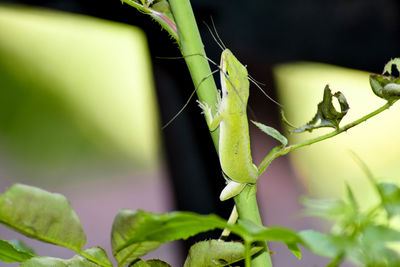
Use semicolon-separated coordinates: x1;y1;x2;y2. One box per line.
156;52;225;129
248;73;266;86
248;76;284;108
203;21;225;51
156;54;220;69
210;17;227;50
162;68;220;129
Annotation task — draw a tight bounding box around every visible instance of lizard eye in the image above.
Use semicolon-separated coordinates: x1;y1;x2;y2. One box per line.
225;69;230;77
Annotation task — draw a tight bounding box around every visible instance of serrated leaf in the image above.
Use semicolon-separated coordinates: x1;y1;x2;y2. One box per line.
145;259;171;267
0;184;86;250
131;259;171;267
20;247;112;267
251;121;287;146
112;210;303;265
0;239;34;263
111;209;161;266
111;210;227;266
83;247;113;266
183;240;263;267
113;241;161;266
131;259;151;267
294;85;349;133
113;210;227;247
377;182;400;218
237;220;299;243
20;257;67;267
236;220;302;258
383;58;400;75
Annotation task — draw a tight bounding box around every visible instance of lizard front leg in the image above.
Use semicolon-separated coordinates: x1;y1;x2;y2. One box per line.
197;93;223;131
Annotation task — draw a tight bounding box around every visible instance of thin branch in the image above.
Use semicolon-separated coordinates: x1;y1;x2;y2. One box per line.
258;100;397;174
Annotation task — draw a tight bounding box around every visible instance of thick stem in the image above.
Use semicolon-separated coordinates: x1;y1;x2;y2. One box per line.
235;185;273;267
169;2;272;265
168;0;219;149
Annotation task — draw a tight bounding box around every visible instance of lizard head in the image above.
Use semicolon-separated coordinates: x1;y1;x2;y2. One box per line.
220;49;250;105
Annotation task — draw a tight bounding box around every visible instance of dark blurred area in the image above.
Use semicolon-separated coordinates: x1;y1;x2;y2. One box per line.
0;0;399;266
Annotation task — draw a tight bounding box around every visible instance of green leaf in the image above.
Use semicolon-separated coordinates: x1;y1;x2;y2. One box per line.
377;182;400;218
363;225;400;243
369;74;400;101
111;210;162;266
145;259;171;267
0;239;34;263
299;230;353;259
299;229;392;266
183;240;263;267
8;240;35;255
344;184;358;212
151;0;169;11
286;243;302;259
111;209;227;265
301;181;400;266
302;193;361;233
0;184;86;250
111;210;303;265
251;121;288;146
236;220;302;258
294;85;349;133
20;257;68;267
131;259;151;267
82;247;113;267
383;58;400;75
20;247;112;267
111;211;153;266
301;197;349;219
131;259;171;267
360;226;400;266
113;240;160;266
370;58;400;101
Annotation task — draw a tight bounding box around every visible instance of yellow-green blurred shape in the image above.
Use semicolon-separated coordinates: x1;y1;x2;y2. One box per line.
0;5;160;180
274;62;400;207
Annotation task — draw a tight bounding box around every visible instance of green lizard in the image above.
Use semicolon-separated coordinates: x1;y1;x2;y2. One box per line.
197;49;258;201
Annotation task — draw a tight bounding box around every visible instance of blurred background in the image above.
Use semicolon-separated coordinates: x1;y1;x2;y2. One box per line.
0;1;399;266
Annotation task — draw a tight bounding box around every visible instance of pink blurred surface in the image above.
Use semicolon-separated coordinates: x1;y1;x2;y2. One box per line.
0;169;183;266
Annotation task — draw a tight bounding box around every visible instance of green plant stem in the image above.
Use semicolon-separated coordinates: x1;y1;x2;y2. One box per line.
258;100;396;175
244;241;252;267
169;1;272;265
168;0;220;149
235;185;273;267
